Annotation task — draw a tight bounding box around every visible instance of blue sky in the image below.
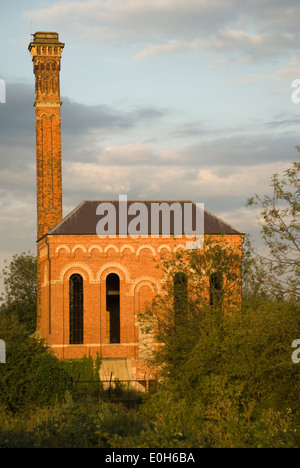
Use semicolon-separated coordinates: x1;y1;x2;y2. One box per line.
0;0;299;290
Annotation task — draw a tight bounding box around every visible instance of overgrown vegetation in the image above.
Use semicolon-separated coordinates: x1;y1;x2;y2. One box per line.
0;161;299;448
0;252;37;333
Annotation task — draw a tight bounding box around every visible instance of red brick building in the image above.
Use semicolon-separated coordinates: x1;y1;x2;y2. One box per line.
29;32;244;386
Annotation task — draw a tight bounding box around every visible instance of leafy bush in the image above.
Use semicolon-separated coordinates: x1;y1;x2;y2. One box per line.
62;352;102;397
0;395;148;448
140;298;300;447
0;252;37;333
0;315;74;411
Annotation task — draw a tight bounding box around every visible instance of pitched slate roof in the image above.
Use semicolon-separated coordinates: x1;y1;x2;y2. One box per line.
47;200;244;237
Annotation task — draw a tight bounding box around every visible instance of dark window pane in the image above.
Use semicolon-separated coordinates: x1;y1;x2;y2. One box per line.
174;272;188;326
69;273;84;344
106;273;120;343
209;272;223;308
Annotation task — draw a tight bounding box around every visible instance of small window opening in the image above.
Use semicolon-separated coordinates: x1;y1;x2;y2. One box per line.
106;273;120;343
69;273;84;344
174;272;188;326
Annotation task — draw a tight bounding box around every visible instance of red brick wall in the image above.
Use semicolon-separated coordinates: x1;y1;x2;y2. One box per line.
29;34;244;383
29;33;64;240
29;33;64;331
37;234;244;381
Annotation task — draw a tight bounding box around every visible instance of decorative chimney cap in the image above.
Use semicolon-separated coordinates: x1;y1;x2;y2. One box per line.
28;32;65;53
34;32;59;39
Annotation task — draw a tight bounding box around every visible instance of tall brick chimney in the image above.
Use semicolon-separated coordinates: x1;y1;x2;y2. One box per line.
29;32;65;240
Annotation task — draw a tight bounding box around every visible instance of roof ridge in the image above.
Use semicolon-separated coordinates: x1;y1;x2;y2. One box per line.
48;200;86;235
46;199;244;236
202;207;245;235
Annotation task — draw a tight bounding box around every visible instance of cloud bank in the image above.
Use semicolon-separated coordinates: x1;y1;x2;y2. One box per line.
26;0;300;62
0;82;297;262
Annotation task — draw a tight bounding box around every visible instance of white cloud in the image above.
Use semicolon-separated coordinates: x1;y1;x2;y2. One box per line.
25;0;300;62
134;39;199;61
61;138;292;200
100;143;153;163
207;30;299;62
231;54;300;85
63;161;133;194
26;0;232;39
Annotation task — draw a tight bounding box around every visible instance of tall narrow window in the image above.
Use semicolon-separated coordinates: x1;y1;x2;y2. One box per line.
69;274;84;344
174;272;188;326
106;273;120;343
209;272;223;308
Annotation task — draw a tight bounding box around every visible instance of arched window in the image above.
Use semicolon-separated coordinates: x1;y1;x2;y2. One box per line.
106;273;120;343
209;272;223;308
174;272;188;326
69;274;84;344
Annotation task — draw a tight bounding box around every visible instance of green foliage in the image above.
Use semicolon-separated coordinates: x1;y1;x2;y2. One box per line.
137;194;300;447
0;162;299;447
0;251;37;333
139;235;243;379
140;298;300;447
0;254;77;412
241;234;271;301
0;394;148;448
0;396;107;448
0;314;74;411
30;353;76;407
62;352;102;382
246;160;300;300
62;352;102;397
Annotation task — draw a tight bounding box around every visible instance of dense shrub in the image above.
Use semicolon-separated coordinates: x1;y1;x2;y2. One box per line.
0;315;74;411
0;394;147;448
140;298;300;447
62;352;102;397
0;252;37;333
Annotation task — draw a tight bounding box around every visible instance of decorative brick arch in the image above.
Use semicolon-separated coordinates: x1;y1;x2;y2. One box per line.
162;263;198;284
96;262;132;284
37;112;60;120
104;244;119;253
88;245;103;255
157;244;172;253
120;244;135;253
136;245;157;256
161;264;181;284
71;244;87;255
59;262;94;283
55;244;71;256
173;244;186;252
128;276;160;296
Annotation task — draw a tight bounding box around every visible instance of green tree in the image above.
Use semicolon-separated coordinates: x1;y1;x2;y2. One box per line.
0;314;74;411
139;231;300;447
139;235;243;381
0;252;37;333
241;234;271;302
247;160;300;300
0;252;77;412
